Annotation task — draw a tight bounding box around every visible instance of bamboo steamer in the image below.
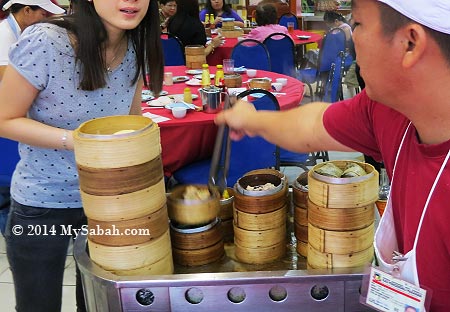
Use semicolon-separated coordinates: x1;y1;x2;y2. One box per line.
172;240;225;266
244;168;289;196
219;187;234;220
307;244;374;269
294;222;308;243
73;115;161;169
110;251;174;276
308;161;379;208
80;178;166;221
233;204;286;231
235;239;286;264
249;78;271;91
87;204;169;246
233;225;285;248
170;218;223;250
234;173;286;214
185;45;206;69
292;171;308;209
223;74;242;88
294;206;308;226
222;20;234;30
296;240;308;258
308;222;374;254
88;229;172;271
167;184;220;226
221;219;234;243
308;200;375;231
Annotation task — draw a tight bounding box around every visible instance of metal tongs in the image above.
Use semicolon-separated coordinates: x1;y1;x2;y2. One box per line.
208;93;236;196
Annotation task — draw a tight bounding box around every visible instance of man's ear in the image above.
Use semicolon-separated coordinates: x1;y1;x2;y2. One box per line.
402;24;427;69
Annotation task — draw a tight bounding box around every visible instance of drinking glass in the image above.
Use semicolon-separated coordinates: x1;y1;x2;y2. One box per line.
223;59;235;74
287;22;295;33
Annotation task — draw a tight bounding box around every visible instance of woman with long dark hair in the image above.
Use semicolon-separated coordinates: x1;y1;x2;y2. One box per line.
0;0;163;311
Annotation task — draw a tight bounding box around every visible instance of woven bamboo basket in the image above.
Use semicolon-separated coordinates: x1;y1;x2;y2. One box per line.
233;225;285;249
235;239;286;264
80;179;166;221
172;240;225;266
294;222;308;243
170;218;223;250
185;45;206;69
88;229;172;271
87;204;169;246
73;115;161;169
233;205;286;231
294;206;308;227
110;250;174;276
308;222;374;255
308;160;379;208
167;184;220;226
296;240;308;258
307;244;374;269
292;171;308;209
308;200;375;231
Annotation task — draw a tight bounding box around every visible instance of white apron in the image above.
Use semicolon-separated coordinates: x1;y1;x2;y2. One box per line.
374;123;450;285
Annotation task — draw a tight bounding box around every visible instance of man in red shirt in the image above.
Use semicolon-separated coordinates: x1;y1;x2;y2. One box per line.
216;0;450;310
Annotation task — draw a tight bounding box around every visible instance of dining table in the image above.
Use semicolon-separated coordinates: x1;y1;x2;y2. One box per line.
142;65;305;177
207;29;323;66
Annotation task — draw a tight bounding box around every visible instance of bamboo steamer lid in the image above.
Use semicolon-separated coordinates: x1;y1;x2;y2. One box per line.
308;200;375;231
249;78;271;90
294;221;308;242
110;250;174;276
233;205;286;231
223;74;242;88
172;239;225;266
235;239;286;264
170;218;223;250
294;206;308;226
81;178;166;221
87;204;169;246
308;160;379;208
296;240;308;258
292;171;308;208
308;222;374;255
233;225;285;249
219;187;234;220
88;229;171;271
167;184;220;226
73;115;161;169
307;244;374;269
185;45;206;69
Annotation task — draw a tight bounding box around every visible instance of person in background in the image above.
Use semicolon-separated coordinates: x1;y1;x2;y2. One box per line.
0;0;64;82
323;10;352;45
245;2;290;42
199;0;243;28
159;0;176;31
168;0;222;56
0;0;163;310
215;0;450;310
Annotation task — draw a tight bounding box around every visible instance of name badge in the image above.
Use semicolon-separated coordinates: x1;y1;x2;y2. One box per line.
364;267;427;312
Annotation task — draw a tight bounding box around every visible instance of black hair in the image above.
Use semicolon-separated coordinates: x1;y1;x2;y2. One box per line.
159;0;176;6
255;3;277;26
323;11;347;24
204;0;232;17
48;0;163;93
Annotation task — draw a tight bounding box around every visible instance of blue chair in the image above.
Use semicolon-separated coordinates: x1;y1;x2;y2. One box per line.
323;51;346;103
172;89;280;187
297;27;346;101
161;32;185;66
263;33;297;77
278;12;299;30
230;39;271;71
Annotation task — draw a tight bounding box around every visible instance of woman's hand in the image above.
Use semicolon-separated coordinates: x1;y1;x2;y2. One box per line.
211;35;224;48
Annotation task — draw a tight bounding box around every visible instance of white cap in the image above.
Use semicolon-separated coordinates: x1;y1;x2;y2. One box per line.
2;0;65;14
377;0;450;34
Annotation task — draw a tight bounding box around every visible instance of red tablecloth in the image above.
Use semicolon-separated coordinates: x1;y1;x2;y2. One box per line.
207;30;322;66
142;65;304;176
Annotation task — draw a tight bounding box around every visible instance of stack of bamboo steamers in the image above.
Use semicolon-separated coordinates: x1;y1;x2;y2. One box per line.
306;160;378;269
73;115;173;276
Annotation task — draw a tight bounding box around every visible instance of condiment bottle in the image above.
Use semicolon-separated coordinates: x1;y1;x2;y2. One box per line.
375;166;390;217
209;14;215;28
201;63;210;87
215;64;224;87
204;14;210;27
183;87;192;103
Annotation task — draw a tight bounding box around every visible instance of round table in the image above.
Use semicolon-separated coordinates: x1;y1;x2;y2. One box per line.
142;65;304;176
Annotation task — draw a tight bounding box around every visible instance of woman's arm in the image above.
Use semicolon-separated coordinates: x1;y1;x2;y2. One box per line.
130;78;144;115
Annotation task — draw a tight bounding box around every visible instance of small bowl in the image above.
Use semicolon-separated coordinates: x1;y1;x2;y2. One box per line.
276;78;288;86
172;107;187;119
246;69;257;78
272;82;283;92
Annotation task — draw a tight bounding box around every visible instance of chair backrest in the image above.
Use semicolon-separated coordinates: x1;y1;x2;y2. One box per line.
317;27;346;73
160;32;185;66
263;33;296;77
278;12;298;29
323;51;346;103
0;138;20;187
231;39;271;71
220;89;279;185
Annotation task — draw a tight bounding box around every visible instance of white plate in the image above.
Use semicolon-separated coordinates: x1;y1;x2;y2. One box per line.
142;90;168;101
234;67;246;74
172;76;189;83
186;69;203;75
168;94;199;101
194;74;215;80
165;102;196;110
186;79;202;86
297;35;311;40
